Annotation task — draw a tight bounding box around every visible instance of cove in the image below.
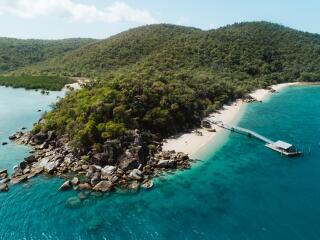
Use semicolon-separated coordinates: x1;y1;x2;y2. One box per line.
0;85;320;239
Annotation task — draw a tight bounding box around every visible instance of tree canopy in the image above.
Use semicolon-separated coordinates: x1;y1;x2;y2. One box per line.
4;22;320;151
0;38;96;73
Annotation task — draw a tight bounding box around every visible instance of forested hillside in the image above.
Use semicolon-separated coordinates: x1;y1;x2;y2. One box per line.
18;22;320;83
26;22;320;153
0;38;96;73
17;25;204;76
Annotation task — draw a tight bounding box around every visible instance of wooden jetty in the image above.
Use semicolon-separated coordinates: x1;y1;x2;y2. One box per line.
211;121;302;156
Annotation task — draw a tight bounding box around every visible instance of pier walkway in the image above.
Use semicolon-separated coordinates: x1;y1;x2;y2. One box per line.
210;121;302;156
214;122;273;144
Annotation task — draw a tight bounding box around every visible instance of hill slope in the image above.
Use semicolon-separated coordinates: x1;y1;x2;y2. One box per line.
17;25;204;76
25;22;320;157
19;22;320;83
0;38;96;73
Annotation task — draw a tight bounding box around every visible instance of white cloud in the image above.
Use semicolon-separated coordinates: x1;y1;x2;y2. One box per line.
0;0;156;24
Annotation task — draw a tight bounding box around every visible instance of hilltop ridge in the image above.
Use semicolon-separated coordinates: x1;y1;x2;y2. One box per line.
9;22;320;84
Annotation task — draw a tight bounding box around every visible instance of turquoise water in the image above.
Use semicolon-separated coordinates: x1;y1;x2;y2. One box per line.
0;85;320;239
0;87;64;173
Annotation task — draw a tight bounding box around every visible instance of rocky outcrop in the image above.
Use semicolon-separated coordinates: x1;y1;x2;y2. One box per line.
12;165;23;178
129;181;140;192
141;179;153;189
85;165;101;186
27;167;43;179
201;120;212;129
19;161;28;170
93;181;113;192
78;183;92;190
243;94;257;103
24;155;37;164
118;133;148;171
90;172;101;186
91;152;109;166
59;180;71;191
36;154;63;174
12;131;32;145
129;169;143;180
31;132;48;145
0;178;10;184
157;160;177;168
118;156;139;171
8;129;193;193
9;134;18;141
71;177;80;186
0;169;8;180
10;175;28;185
101;166;116;180
0;183;8;192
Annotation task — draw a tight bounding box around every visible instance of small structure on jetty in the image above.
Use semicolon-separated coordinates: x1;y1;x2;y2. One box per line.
265;141;301;156
211;121;302;156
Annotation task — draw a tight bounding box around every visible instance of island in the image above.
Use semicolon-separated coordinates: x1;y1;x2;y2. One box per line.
1;22;320;193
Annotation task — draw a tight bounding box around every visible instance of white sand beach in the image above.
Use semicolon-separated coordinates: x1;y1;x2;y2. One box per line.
249;82;298;101
162;82;300;156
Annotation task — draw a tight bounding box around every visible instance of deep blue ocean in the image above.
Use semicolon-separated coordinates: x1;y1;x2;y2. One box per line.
0;85;320;240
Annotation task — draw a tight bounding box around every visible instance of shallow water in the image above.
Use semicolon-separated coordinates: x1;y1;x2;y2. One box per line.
0;87;64;173
0;85;320;239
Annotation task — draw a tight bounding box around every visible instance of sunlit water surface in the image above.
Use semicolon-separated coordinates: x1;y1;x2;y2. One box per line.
0;85;320;240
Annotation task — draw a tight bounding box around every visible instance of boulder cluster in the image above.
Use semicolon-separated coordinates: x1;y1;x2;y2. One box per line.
5;129;191;193
243;94;257;103
0;169;9;192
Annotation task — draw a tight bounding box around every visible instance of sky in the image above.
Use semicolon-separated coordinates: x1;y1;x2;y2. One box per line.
0;0;319;39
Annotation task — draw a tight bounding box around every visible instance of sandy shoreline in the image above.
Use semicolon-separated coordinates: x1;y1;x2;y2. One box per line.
162;82;301;157
249;82;298;101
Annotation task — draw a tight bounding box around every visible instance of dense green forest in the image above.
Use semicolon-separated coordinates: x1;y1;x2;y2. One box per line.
0;76;72;91
0;38;96;73
4;22;320;153
16;22;320;83
27;22;320;152
0;38;96;90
